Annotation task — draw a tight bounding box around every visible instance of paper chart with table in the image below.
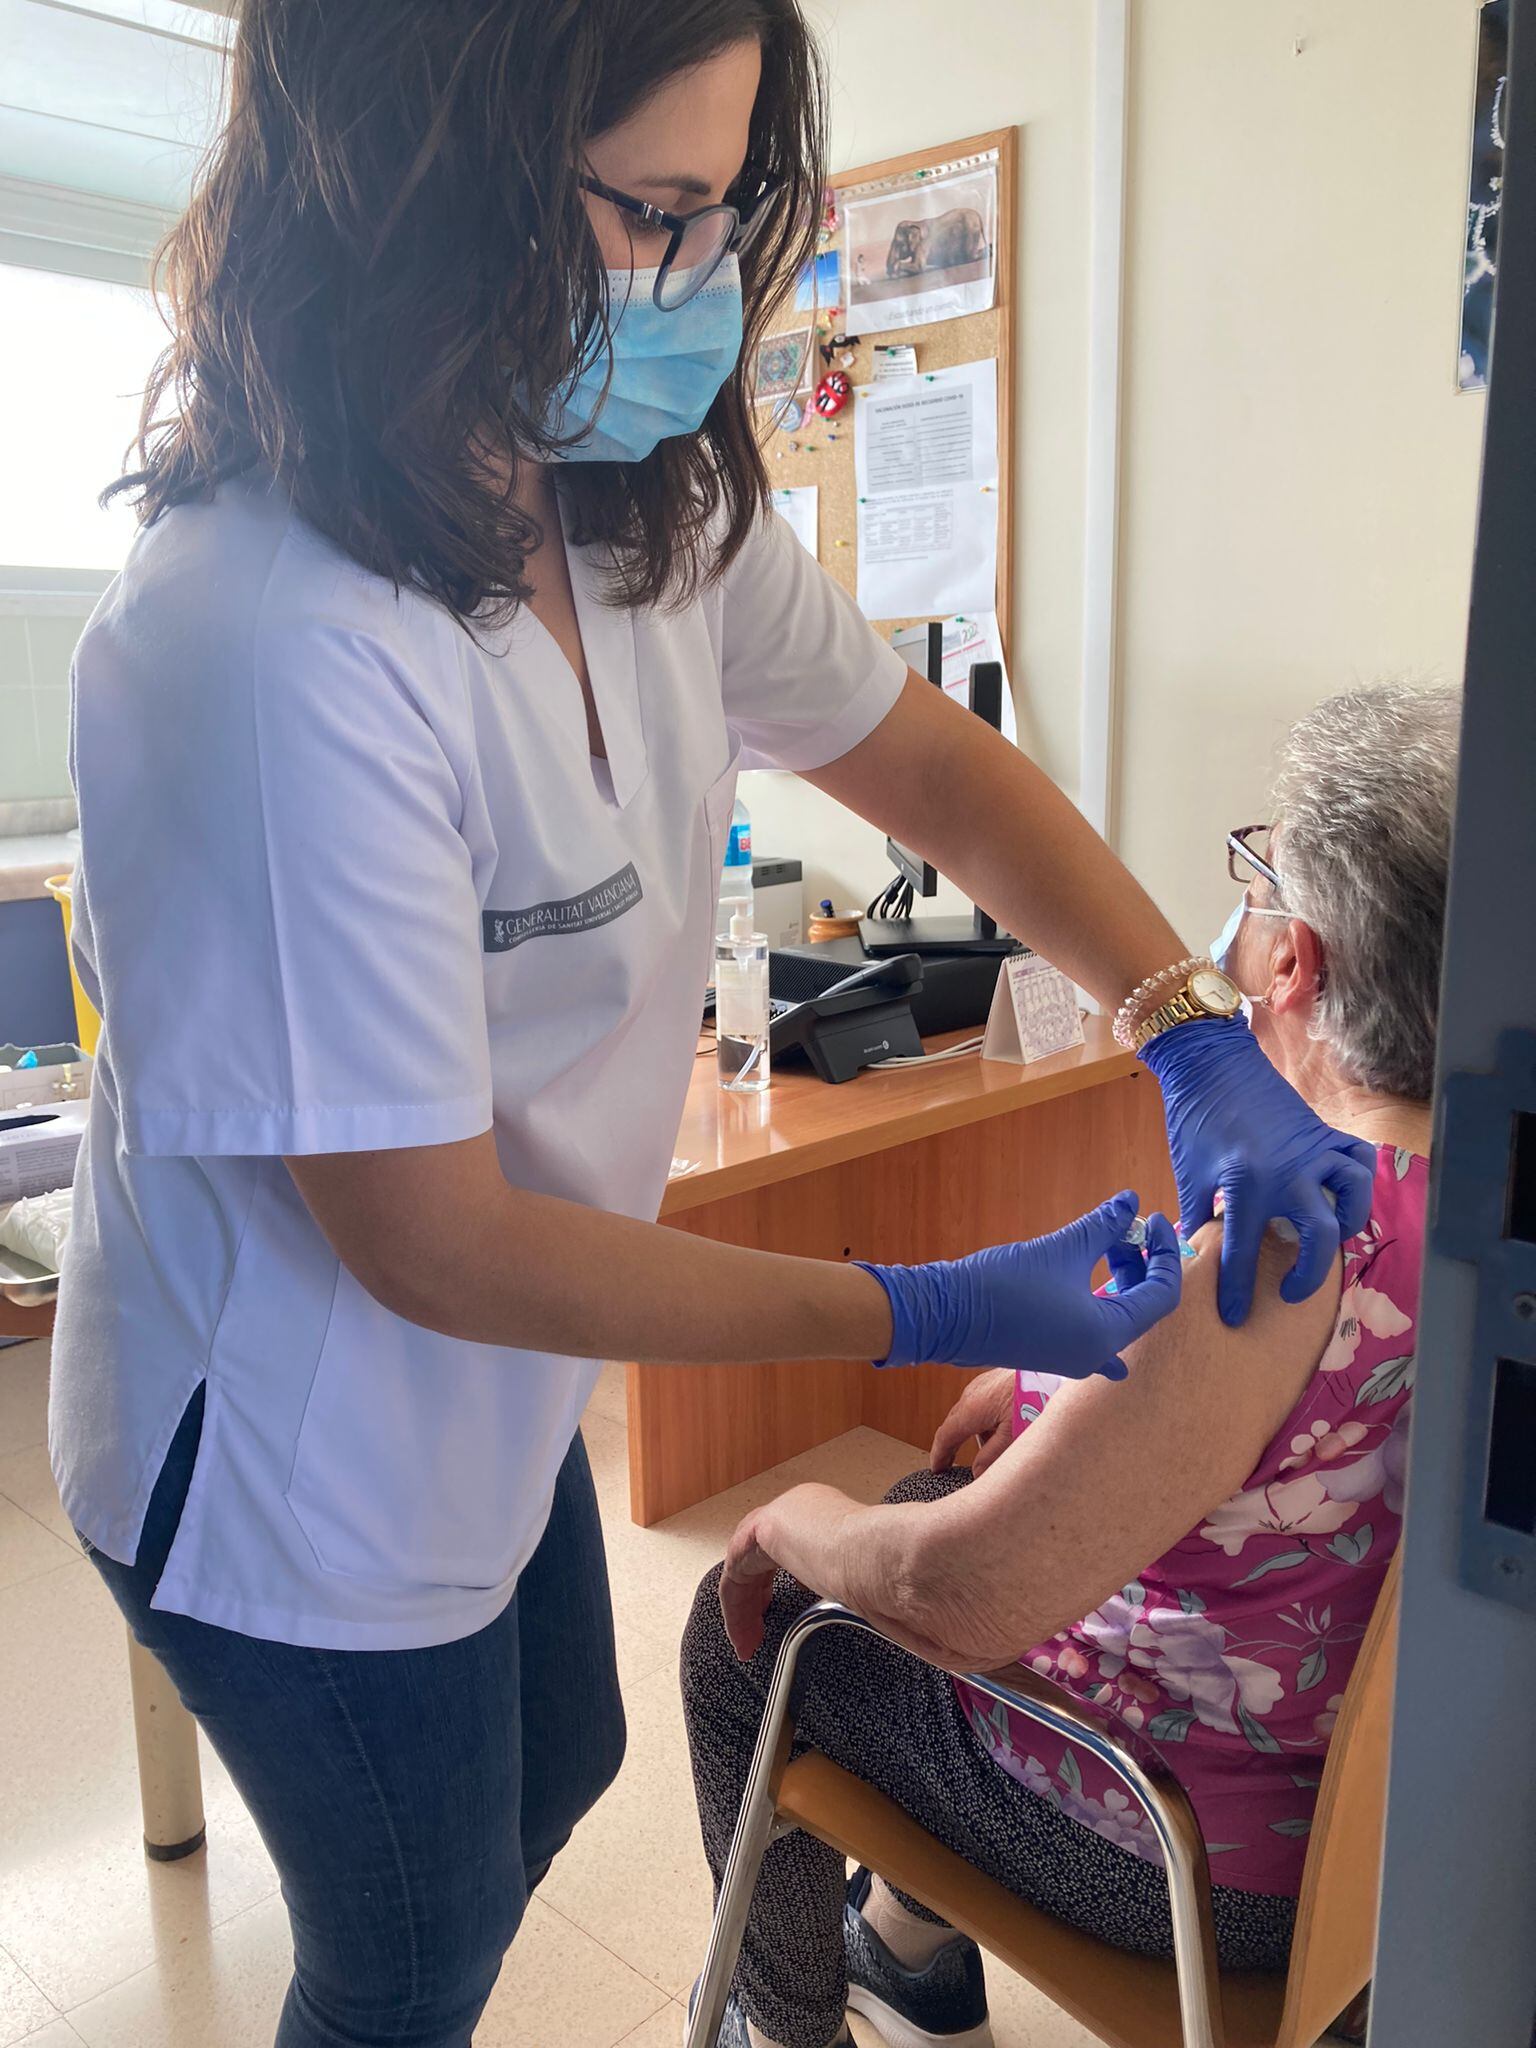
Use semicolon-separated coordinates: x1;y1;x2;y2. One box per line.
852;359;999;620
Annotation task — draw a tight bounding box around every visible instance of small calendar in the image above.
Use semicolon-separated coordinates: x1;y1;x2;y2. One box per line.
981;949;1086;1065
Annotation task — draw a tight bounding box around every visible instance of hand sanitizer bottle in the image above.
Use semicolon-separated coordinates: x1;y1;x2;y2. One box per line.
715;910;770;1093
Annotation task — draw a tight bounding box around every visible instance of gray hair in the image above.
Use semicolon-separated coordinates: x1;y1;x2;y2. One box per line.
1269;681;1461;1101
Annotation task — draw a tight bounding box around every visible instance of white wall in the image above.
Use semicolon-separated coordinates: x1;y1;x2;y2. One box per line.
757;0;1486;955
744;0;1093;918
1114;0;1486;953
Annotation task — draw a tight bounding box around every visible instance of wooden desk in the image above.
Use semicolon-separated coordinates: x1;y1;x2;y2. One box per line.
630;1018;1175;1524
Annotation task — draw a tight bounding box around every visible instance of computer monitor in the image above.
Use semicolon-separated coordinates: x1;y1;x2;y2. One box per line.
861;623;1013;959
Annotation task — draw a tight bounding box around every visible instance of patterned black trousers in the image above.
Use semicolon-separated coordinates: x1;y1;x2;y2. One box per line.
680;1469;1296;2048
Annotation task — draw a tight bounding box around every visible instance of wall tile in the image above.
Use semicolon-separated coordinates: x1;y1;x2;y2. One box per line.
0;617;34;690
30;690;71;794
22;616;88;693
0;611;87;802
0;697;45;803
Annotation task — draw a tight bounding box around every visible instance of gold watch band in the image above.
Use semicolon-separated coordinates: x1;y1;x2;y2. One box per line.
1133;990;1200;1052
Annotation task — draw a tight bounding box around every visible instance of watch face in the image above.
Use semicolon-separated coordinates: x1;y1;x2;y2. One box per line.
1189;967;1242;1018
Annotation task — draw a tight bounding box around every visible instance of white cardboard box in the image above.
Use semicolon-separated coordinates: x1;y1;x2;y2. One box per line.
0;1099;87;1203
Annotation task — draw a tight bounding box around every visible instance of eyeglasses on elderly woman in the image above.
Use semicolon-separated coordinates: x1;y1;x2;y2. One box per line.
1226;823;1283;895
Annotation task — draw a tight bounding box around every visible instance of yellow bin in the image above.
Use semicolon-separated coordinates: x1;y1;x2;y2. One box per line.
44;874;101;1057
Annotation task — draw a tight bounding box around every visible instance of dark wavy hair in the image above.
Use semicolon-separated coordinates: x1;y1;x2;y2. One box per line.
109;0;826;622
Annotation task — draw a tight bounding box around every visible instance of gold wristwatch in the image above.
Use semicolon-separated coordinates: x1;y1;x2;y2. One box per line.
1132;965;1243;1051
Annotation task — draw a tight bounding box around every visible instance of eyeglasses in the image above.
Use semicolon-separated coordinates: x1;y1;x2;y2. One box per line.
1226;823;1284;894
579;162;786;311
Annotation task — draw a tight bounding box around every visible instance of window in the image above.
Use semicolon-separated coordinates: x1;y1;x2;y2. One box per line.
0;263;167;570
2;0;231;212
0;0;231;808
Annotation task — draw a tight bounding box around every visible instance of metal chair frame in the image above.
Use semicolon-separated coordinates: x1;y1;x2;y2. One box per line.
684;1599;1226;2048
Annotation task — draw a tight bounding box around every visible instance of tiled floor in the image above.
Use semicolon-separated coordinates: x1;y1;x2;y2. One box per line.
0;1347;1098;2048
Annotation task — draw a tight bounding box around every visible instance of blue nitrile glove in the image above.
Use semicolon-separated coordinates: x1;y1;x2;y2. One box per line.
855;1191;1182;1382
1138;1017;1377;1327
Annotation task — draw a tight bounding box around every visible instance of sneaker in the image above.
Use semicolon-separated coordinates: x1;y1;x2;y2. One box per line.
843;1868;994;2048
684;1976;852;2047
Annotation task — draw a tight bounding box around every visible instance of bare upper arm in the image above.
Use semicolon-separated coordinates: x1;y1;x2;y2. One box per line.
285;1132;509;1318
893;1225;1342;1662
802;667;1004;836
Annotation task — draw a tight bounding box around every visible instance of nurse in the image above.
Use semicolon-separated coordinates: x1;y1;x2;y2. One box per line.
51;2;1374;2043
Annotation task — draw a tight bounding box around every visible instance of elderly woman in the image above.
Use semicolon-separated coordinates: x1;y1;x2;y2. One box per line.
681;681;1456;2048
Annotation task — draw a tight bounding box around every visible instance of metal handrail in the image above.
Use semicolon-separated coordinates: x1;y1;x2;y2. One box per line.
685;1600;1225;2048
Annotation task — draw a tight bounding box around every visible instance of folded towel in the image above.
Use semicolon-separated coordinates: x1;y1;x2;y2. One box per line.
0;1186;72;1271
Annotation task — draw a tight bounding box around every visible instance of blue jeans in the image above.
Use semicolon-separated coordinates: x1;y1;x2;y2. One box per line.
86;1385;627;2046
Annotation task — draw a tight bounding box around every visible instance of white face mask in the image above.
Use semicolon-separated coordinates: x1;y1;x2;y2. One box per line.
1211;895;1289;1020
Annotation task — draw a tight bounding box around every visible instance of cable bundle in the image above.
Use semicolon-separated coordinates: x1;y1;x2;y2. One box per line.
865;871;914;923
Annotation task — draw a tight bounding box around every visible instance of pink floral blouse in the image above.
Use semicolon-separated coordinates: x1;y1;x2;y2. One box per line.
954;1146;1424;1896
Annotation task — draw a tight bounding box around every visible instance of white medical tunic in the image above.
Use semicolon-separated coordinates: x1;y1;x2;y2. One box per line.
50;475;905;1650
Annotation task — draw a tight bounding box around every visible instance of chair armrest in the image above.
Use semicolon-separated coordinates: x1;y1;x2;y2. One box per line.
958;1655;1212;1880
783;1604;1226;2048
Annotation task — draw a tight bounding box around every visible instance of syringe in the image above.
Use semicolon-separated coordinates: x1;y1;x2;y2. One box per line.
1120;1214;1200;1261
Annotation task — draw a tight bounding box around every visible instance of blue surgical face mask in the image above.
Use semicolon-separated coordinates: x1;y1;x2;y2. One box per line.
1210;898;1248;972
543;257;743;464
1211;894;1288;1017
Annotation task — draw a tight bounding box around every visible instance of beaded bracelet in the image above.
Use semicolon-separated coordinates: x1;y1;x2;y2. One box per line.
1111;956;1208;1051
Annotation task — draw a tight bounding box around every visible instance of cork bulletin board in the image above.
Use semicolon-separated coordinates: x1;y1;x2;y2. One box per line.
755;126;1018;664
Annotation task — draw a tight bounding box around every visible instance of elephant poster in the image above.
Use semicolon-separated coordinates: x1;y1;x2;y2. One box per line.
841;156;998;336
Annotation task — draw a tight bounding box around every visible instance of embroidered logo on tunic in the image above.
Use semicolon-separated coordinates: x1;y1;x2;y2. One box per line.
482;863;644;953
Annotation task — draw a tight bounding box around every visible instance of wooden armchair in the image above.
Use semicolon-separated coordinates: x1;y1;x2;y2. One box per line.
687;1559;1399;2048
